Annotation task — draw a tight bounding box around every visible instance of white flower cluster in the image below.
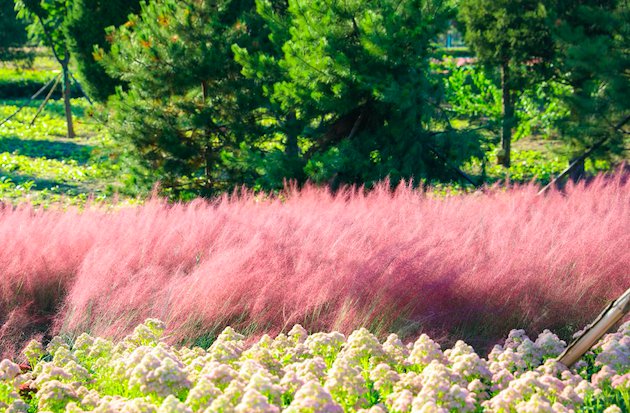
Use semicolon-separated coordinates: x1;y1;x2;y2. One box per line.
0;319;628;412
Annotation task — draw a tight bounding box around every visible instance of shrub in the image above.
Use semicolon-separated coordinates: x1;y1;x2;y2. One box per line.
0;319;628;412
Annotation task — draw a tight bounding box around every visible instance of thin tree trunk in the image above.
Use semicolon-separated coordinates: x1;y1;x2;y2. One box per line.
284;111;299;158
61;52;75;139
201;81;213;193
500;61;512;168
31;14;74;138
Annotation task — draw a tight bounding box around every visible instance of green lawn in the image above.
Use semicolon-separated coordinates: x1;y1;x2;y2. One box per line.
0;98;135;206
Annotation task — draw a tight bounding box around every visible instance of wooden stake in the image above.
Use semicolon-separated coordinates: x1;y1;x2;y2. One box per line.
30;73;62;126
0;76;58;127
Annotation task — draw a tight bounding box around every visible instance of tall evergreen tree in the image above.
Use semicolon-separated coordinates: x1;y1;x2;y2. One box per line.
551;0;629;175
459;0;554;167
237;0;480;186
65;0;141;101
232;0;305;187
102;0;261;196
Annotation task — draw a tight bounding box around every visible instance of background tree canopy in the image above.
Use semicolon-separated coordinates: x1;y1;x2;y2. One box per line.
2;0;627;199
0;0;32;63
550;0;629;169
101;0;488;195
458;0;555;168
65;0;142;101
101;0;263;197
238;0;485;187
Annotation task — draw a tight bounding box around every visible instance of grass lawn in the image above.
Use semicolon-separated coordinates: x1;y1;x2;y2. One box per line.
0;98;134;206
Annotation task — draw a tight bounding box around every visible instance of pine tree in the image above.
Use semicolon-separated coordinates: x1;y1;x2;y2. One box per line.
237;0;479;186
551;0;629;175
102;0;261;196
231;0;306;187
65;0;141;102
459;0;554;167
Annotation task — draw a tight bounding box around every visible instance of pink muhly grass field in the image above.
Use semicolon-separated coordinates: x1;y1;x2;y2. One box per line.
0;174;628;357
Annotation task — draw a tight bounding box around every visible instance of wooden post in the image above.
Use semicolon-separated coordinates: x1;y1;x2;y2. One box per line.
0;76;57;127
556;288;630;368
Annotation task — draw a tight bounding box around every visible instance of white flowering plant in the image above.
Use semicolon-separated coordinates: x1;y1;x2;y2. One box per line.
0;318;628;412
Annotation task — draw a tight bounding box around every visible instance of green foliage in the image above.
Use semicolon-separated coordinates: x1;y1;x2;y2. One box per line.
0;66;56;84
14;0;80;139
480;148;566;184
4;0;623;199
551;0;629;161
463;144;612;186
14;0;72;61
440;58;502;124
102;0;262;197
236;0;484;188
516;80;571;141
459;0;555;167
459;0;554;68
65;0;141;101
0;175;35;199
441;60;571;142
434;46;471;58
579;386;629;413
0;66;81;99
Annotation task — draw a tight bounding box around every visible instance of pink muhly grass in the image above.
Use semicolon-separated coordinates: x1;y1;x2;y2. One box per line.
0;174;628;357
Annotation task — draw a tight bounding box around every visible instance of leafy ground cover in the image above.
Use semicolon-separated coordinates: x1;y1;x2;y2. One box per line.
0;98;132;206
0;174;628;359
0;318;628;412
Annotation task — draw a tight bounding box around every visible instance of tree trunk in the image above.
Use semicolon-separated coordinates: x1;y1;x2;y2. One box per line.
61;52;75;139
204;145;214;193
284;111;299;158
568;156;585;182
499;61;513;168
201;81;214;193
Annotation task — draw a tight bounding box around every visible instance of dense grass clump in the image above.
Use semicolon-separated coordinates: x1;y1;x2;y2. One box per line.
0;174;628;357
